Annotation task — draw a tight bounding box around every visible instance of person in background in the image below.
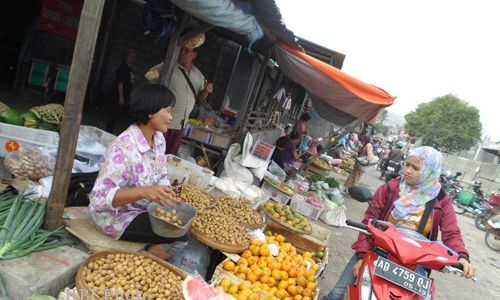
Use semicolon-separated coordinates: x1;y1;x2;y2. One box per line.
282;124;293;137
282;131;301;165
322;146;477;300
381;142;405;175
293;113;311;138
90;84;187;260
106;49;136;134
377;144;391;170
343;136;373;192
271;136;291;169
145;33;213;155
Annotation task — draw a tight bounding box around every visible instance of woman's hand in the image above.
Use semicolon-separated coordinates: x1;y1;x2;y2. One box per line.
352;259;363;277
141;185;180;206
458;257;477;279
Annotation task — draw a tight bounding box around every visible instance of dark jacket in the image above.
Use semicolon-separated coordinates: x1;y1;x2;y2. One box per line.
352;177;469;260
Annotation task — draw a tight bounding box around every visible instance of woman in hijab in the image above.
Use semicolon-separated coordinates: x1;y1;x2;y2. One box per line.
323;146;476;300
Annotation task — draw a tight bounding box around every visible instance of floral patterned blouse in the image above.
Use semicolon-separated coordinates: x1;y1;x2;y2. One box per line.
89;125;171;239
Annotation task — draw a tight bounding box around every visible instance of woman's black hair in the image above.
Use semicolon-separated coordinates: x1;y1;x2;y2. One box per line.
276;136;291;149
128;83;176;125
300;113;311;121
290;131;300;141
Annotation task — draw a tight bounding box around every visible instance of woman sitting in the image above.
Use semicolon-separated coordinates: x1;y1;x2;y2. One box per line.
89;83;186;260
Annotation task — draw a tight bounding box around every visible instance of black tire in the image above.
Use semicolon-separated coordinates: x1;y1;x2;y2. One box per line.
474;213;488;231
454;203;467;215
485;228;500;252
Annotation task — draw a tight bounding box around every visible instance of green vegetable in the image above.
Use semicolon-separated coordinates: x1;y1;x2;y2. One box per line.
0;108;24;126
38;122;59;132
0;192;72;260
311;175;340;189
21;111;39;128
24;296;56;300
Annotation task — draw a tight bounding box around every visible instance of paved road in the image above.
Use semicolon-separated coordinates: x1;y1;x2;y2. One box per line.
316;167;500;299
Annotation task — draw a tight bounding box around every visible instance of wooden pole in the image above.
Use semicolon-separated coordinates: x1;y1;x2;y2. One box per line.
160;13;190;86
44;0;106;230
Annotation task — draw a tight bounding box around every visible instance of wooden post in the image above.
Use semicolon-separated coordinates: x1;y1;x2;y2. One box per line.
44;0;106;230
160;13;190;86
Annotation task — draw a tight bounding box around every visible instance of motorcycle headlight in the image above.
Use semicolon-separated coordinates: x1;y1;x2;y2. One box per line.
360;264;374;300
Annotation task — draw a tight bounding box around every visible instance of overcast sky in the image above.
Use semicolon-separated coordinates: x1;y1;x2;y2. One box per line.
276;0;499;141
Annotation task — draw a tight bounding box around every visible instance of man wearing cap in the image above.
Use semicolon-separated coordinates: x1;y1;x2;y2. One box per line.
145;33;213;155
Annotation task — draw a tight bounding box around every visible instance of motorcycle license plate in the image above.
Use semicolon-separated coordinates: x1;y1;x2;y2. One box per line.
387;166;395;171
374;257;431;297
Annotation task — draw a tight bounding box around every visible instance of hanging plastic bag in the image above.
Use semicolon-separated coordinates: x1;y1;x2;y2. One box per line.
4;146;55;181
220;143;254;185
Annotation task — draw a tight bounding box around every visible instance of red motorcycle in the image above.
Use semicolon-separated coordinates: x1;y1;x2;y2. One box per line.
344;186;475;300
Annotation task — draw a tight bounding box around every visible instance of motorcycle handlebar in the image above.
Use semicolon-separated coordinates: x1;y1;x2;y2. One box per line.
346;219;368;231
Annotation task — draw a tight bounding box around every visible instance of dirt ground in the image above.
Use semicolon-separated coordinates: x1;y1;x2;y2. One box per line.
315;167;500;299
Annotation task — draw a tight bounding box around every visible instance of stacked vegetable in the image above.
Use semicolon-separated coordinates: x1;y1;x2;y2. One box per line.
0;102;61;132
309;175;344;208
0;190;71;260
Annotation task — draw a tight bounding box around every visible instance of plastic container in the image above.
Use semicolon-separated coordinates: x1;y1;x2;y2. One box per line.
165;154;214;189
148;202;196;238
209;132;231;149
0;122;59;158
290;195;325;221
79;125;116;147
186;126;211;143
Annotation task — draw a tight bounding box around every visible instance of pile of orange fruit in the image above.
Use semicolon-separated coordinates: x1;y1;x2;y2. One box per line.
220;235;319;300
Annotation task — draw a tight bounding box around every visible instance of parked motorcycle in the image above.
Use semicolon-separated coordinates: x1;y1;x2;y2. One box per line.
440;171;462;198
344;186;474;300
475;190;500;231
484;213;500;252
382;160;403;182
453;183;489;216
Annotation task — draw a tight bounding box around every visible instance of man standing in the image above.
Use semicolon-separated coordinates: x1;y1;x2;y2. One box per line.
146;33;213;155
105;49;136;134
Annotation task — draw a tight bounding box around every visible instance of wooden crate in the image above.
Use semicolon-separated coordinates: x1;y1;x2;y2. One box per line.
264;214;331;247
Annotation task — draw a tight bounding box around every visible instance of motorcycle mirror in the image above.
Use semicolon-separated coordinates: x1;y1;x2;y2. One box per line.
456;172;462;177
348;186;372;202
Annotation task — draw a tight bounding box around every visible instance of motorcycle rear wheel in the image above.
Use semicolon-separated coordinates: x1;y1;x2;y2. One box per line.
474;213;487;231
485;228;500;252
454;203;467;215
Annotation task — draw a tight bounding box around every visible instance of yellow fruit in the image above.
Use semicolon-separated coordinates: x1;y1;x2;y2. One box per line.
224;260;236;271
239;282;252;291
275;289;288;299
247;273;258;283
296;276;307;288
238;258;249;266
268;277;277;287
287;285;298;296
237;295;248;300
260;275;270;284
277;280;289;290
248;293;260;300
281;271;289;281
302;288;313;297
220;278;231;289
294;295;303;300
242;250;252;259
260;245;271;257
228;284;239;294
237;273;247;280
306;282;316;291
287;278;296;286
272;269;282;281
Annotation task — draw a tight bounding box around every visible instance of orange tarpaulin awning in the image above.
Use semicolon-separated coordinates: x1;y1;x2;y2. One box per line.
273;44;396;126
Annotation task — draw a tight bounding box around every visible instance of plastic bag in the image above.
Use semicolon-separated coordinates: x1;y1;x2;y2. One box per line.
4;146;55;181
220;143;254;185
320;205;347;226
167;236;212;279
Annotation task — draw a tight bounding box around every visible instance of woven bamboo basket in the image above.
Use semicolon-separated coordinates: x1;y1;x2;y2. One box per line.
75;250;186;299
30;103;64;125
190;228;249;253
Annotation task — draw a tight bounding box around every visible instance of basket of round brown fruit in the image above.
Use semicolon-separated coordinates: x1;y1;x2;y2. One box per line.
263;201;312;234
213;196;265;229
190;210;251;253
178;185;216;212
148;201;196;238
76;250;184;300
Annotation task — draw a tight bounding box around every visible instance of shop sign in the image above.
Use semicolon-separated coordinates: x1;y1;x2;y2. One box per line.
38;0;84;40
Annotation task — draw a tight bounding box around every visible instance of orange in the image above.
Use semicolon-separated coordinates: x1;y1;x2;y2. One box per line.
238;258;249;266
237;273;247;280
251;239;261;246
281;262;291;272
265;256;276;265
305;274;315;283
260;245;271;257
248;256;258;266
311;264;319;272
302;297;312;300
277;280;289;290
251;245;260;256
242;250;252;259
261;283;270;291
239;282;252;291
269;262;281;271
280;271;289;281
306;282;316;291
296;276;307;288
271;269;282;281
228;284;239;294
288;269;298;278
301;288;313;297
248;293;260;300
266;296;278;300
267;277;277;287
287;285;298;296
239;265;250;275
223;260;236;272
258;260;268;269
260;275;270;284
302;252;312;260
275;289;288;299
236;295;247;300
275;235;286;243
262;267;272;276
247;273;258;283
293;295;303;300
287;278;296;286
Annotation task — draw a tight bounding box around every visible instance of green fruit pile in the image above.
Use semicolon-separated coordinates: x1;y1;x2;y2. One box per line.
264;202;312;233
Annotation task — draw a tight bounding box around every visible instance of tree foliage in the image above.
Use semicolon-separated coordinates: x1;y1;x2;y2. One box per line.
405;94;482;153
373;109;389;135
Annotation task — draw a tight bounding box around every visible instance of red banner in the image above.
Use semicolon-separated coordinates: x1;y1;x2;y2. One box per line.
38;0;84;40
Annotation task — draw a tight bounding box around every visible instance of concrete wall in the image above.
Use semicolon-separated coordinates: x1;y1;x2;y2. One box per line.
442;154;499;195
